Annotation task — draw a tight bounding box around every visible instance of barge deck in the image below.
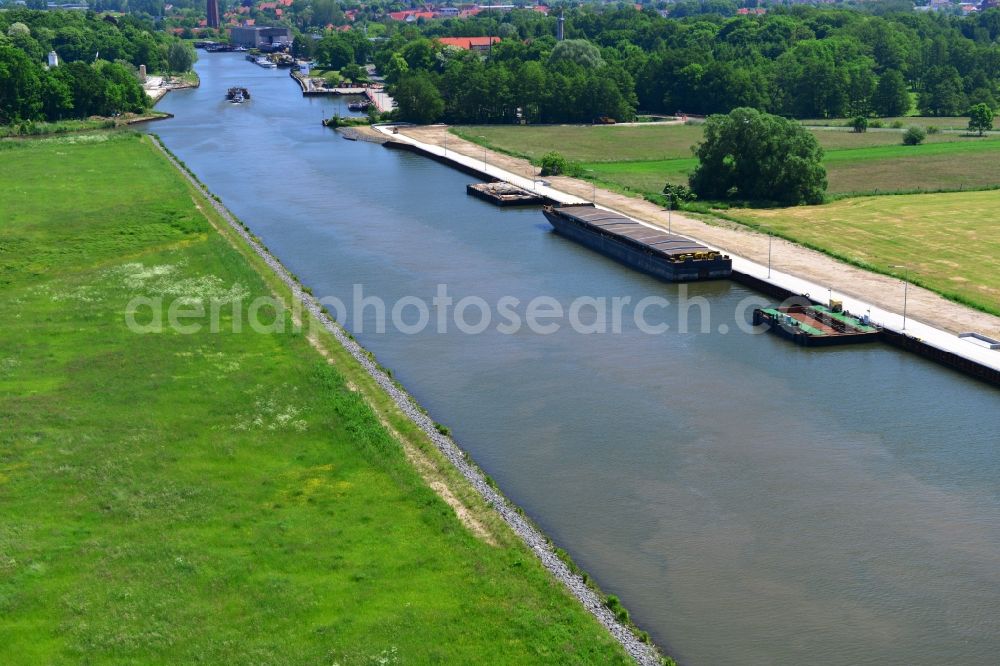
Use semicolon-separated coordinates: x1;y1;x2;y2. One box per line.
468;181;546;206
753;304;881;346
543;204;732;282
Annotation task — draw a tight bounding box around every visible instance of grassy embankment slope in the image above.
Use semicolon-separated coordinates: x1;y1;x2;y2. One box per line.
0;112;173;138
454;124;1000;317
0;133;632;664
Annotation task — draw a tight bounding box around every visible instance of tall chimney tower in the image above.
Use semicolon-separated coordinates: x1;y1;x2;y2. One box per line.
207;0;220;29
557;12;564;41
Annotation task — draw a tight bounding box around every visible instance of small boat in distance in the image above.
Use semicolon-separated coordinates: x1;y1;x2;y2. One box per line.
347;100;371;112
226;87;250;103
254;56;277;69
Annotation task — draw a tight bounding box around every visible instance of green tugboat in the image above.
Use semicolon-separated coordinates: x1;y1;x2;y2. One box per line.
752;303;881;346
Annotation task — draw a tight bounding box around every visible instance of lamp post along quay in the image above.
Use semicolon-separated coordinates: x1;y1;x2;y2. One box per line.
478;135;487;172
756;224;774;279
767;231;773;279
892;264;910;330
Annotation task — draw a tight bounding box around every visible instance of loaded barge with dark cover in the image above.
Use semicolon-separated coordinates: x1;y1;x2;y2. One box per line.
543;204;732;282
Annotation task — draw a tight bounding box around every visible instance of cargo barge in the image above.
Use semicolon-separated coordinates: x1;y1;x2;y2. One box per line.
468;181;546;207
752;304;881;346
542;204;732;282
226;87;250;103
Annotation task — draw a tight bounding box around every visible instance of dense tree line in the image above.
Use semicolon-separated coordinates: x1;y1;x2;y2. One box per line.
380;35;638;124
0;10;188;123
377;5;1000;123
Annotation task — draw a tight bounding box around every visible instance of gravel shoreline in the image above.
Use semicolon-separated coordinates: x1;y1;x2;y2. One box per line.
151;135;664;666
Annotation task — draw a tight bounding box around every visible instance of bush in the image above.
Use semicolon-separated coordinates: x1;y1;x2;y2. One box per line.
539;151;569;176
852;115;868;133
661;182;695;206
890;120;905;129
903;125;926;145
926;125;940;134
869;119;884;128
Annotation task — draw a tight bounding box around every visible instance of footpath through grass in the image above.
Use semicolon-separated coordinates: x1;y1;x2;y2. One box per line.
454;124;1000;197
728;190;1000;316
0;132;632;664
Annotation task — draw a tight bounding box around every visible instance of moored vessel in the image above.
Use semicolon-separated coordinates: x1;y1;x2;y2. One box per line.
543;204;732;282
752;303;882;346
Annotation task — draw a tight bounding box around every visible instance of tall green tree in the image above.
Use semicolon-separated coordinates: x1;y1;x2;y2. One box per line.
0;45;42;122
39;69;74;119
967;103;994;136
548;40;604;70
316;35;354;70
166;41;195;74
689;107;827;205
392;72;444;124
292;35;315;59
919;66;967;116
873;70;910;117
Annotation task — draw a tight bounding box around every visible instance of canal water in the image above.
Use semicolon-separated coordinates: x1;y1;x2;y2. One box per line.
151;54;1000;665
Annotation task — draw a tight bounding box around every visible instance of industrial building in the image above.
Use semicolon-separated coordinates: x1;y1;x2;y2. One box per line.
229;26;292;50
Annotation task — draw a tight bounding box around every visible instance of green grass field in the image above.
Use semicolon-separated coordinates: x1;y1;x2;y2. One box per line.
729;190;1000;315
0;133;631;664
454;124;1000;197
800;116;983;130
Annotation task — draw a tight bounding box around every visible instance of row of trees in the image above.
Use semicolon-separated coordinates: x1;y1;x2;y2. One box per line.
379;5;1000;122
0;45;150;122
0;10;187;123
388;38;637;125
1;9;171;72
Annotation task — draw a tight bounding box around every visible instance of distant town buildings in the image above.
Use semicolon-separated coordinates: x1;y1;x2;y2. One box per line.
387;9;436;22
229;25;292;49
387;4;549;22
435;36;501;52
916;0;997;13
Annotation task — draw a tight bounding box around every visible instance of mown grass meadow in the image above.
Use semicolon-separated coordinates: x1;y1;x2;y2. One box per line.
728;190;1000;316
454;123;1000;196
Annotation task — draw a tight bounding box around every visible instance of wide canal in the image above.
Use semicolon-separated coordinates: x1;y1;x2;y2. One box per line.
151;53;1000;665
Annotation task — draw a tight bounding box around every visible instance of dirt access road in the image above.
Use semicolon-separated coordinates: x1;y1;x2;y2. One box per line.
396;124;1000;340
